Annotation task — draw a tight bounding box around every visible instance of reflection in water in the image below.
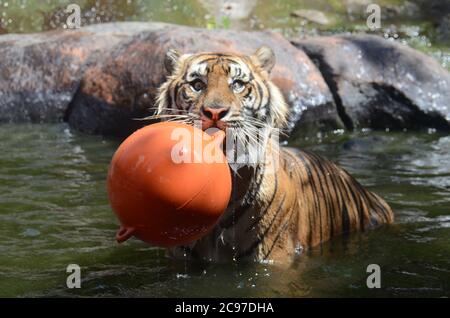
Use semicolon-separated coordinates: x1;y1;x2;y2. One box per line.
0;124;449;297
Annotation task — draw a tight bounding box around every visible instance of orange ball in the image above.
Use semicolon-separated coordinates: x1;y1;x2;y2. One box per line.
107;122;231;247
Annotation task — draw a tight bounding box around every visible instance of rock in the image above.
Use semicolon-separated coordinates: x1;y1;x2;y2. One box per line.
71;23;341;136
291;9;331;25
2;22;449;136
412;0;450;21
0;22;163;124
437;14;450;44
0;22;339;135
65;23;174;135
292;34;450;131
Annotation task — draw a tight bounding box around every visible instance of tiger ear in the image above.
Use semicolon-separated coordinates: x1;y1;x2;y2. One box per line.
253;46;275;73
164;49;181;74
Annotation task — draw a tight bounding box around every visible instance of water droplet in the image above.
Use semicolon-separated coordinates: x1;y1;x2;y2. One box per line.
295;243;303;255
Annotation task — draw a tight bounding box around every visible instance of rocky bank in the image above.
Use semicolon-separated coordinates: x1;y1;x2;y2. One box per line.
0;22;449;136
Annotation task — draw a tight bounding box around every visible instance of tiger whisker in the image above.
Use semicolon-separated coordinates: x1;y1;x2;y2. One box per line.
135;114;192;121
147;106;190;113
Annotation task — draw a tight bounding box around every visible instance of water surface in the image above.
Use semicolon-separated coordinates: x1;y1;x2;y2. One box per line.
0;124;448;297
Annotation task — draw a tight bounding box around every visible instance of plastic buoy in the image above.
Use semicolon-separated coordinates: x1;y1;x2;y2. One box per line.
107;122;231;247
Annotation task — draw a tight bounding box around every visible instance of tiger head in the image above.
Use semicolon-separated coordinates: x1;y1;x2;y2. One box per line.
155;47;289;165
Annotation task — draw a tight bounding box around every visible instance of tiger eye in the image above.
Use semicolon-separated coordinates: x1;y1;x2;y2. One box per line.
190;79;206;92
232;80;245;93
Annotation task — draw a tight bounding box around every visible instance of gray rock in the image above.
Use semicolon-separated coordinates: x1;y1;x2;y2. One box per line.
0;22;162;124
437;14;450;44
291;9;331;25
1;23;449;136
0;22;340;136
292;34;450;131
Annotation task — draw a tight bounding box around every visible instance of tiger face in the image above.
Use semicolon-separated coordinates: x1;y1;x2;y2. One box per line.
156;47;289;143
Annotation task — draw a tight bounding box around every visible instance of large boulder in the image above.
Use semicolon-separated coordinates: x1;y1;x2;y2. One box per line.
292;35;450;131
0;23;160;124
1;23;449;136
0;22;340;136
67;23;340;135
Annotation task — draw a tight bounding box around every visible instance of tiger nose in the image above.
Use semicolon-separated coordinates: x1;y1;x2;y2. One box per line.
201;105;230;121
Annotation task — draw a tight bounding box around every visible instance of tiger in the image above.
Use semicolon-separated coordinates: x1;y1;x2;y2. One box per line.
153;46;394;265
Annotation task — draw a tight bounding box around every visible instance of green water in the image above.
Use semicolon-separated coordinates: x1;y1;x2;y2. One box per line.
0;123;449;297
0;0;449;70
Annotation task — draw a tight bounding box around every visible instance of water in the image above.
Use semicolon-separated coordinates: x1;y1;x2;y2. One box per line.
0;123;449;297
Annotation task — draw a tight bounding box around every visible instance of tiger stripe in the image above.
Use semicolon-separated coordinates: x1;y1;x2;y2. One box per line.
155;48;394;265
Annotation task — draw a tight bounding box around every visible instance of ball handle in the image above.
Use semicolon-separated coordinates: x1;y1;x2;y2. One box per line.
116;226;135;243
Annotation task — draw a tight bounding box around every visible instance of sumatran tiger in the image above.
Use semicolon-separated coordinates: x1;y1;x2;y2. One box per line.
152;46;393;265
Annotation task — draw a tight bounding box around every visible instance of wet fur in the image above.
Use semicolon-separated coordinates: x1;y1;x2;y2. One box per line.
154;47;394;265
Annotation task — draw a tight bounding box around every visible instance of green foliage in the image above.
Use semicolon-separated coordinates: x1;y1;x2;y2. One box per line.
206;15;231;30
